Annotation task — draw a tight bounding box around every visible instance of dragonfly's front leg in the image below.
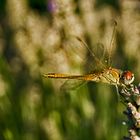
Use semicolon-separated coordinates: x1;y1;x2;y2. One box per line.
118;84;139;103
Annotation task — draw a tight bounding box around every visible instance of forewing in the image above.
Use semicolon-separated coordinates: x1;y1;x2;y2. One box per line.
72;37;108;73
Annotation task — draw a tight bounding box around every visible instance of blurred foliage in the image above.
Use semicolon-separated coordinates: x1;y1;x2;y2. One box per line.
0;0;140;140
95;0;120;12
0;0;6;18
28;0;47;14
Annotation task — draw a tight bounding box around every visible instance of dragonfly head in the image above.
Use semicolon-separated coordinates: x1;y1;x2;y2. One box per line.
120;71;134;85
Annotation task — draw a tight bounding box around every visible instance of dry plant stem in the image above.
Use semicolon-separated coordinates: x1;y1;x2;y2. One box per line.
121;84;140;140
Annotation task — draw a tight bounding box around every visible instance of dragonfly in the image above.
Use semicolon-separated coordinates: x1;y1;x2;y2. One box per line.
43;22;134;90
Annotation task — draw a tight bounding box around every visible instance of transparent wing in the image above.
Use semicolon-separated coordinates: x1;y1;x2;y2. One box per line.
75;21;117;72
107;20;117;67
75;37;108;73
60;79;87;92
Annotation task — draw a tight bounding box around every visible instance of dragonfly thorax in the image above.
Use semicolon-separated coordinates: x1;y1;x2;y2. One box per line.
120;71;134;85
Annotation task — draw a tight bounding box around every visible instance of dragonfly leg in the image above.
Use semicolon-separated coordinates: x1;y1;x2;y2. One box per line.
115;85;121;101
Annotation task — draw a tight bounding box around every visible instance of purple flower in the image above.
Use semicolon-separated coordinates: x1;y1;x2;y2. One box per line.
47;0;57;13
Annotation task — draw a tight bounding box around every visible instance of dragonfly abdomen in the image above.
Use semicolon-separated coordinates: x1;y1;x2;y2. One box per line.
43;73;98;81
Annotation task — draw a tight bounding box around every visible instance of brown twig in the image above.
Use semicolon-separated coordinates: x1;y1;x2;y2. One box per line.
120;84;140;140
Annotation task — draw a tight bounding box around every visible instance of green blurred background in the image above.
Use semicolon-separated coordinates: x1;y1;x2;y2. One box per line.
0;0;140;140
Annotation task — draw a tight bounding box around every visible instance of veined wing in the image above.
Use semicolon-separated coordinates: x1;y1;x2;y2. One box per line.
76;37;107;72
106;20;117;67
60;80;87;92
75;20;117;72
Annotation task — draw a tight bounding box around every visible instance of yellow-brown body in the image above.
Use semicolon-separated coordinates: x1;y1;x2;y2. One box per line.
44;67;124;86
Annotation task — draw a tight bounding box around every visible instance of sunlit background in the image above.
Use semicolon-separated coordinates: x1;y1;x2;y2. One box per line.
0;0;140;140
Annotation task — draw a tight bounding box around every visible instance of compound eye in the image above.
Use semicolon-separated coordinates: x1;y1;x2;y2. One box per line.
121;71;134;85
125;71;134;80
